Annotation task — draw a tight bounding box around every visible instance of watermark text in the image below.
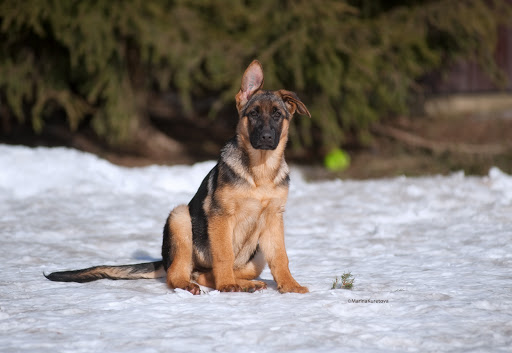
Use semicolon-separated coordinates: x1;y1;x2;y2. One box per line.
348;299;389;304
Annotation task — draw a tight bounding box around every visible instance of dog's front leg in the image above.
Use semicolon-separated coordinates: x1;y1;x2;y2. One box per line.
260;213;309;294
208;215;241;292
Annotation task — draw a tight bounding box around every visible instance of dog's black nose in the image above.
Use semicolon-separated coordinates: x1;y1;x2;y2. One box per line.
260;131;273;143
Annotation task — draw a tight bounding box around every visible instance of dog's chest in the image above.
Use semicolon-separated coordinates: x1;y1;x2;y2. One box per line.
230;185;287;264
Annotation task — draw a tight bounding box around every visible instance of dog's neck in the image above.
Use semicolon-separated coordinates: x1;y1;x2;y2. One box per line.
236;133;289;187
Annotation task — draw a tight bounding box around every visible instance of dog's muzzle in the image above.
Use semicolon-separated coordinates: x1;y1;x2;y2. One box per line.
252;128;277;150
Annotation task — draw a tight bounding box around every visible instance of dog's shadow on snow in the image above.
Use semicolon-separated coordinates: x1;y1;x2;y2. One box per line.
132;250;160;262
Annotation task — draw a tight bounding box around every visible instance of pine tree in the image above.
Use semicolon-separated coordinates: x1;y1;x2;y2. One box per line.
0;0;510;158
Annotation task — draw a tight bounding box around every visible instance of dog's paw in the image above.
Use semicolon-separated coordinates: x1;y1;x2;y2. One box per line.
237;279;267;293
278;284;309;294
182;283;201;295
217;284;242;292
168;278;202;295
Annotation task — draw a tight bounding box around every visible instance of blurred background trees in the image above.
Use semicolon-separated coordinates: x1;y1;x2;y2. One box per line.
0;0;511;167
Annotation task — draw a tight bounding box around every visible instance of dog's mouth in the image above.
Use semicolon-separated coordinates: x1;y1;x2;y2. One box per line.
251;138;278;150
253;144;277;150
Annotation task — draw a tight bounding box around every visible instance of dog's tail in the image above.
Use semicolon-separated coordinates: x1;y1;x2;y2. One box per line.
44;261;165;283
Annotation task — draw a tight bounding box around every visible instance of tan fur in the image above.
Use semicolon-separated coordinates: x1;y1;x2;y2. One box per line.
169;60;310;294
106;267;165;279
207;213;239;291
194;251;266;291
46;60;310;294
165;205;200;293
258;203;307;293
202;97;306;292
236;115;290;186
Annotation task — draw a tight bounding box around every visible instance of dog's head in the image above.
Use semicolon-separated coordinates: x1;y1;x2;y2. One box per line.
236;60;310;150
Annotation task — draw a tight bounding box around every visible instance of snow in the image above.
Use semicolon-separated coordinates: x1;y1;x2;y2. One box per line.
1;144;512;353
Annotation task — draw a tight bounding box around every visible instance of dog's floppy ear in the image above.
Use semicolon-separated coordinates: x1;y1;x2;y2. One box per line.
279;90;311;118
236;60;264;111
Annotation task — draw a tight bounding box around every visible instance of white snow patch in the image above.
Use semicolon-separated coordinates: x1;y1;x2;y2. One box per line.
1;145;512;352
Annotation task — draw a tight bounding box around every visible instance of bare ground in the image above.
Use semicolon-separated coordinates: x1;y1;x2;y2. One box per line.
2;110;512;180
300;111;512;180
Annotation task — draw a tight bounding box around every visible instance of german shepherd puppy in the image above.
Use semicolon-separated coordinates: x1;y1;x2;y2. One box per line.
46;60;310;295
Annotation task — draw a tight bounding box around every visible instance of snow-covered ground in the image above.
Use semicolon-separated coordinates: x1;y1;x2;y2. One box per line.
1;144;511;353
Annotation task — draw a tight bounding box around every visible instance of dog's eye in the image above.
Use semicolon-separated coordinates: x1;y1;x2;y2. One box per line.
272;107;282;119
249;110;258;118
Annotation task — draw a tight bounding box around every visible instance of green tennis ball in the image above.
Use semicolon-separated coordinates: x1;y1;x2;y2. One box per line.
324;148;350;171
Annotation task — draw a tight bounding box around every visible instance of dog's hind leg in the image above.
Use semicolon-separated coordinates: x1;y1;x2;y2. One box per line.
164;205;200;295
193;271;215;289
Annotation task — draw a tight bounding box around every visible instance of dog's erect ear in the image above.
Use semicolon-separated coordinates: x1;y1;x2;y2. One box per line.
278;90;311;118
236;60;264;111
